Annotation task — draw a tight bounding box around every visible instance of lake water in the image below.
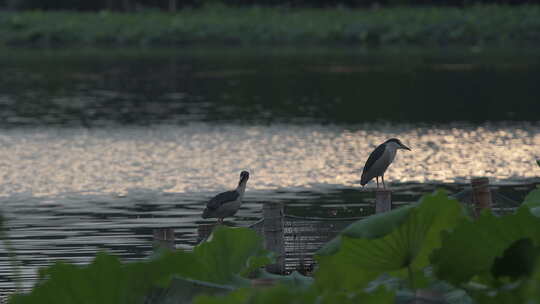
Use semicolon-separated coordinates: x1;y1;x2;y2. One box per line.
0;47;539;290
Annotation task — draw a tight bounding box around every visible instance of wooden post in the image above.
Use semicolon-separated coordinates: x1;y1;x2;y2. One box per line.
263;202;285;274
471;177;492;217
375;189;392;213
168;0;177;12
122;0;131;11
197;224;215;243
153;228;175;251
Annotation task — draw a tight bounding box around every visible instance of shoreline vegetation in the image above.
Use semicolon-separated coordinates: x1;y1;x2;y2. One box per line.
1;5;540;47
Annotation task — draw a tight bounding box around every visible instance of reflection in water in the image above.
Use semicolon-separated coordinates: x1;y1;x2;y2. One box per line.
0;123;537;196
1;48;540;126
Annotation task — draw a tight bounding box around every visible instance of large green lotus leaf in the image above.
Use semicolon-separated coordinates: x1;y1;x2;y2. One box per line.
531;207;540;218
143;250;204;287
194;285;394;304
490;238;540;279
134;226;271;292
465;256;540;304
194;288;251;304
315;190;464;290
151;226;272;304
320;286;395;304
317;203;414;256
10;226;271;304
10;251;208;304
467;279;535;304
192;226;271;284
365;271;475;304
195;285;318;304
239;285;319;304
146;226;270;286
190;270;314;304
251;269;314;289
524;188;540;208
143;277;235;304
431;206;540;285
525;257;540;303
10;253;147;304
241;255;274;278
469;284;527;304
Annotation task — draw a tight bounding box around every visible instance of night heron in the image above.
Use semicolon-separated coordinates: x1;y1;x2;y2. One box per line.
361;138;411;189
202;171;250;224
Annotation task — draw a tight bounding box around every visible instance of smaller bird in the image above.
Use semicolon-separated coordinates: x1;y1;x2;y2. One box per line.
202;171;250;224
361;138;410;189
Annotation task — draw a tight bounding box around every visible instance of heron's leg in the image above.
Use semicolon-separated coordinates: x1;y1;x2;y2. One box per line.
382;175;386;189
376;177;379;188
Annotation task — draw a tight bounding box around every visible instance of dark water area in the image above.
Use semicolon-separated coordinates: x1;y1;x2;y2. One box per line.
0;47;539;290
0;47;540;127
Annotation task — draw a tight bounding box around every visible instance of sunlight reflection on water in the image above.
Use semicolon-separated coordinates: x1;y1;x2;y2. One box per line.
0;123;537;197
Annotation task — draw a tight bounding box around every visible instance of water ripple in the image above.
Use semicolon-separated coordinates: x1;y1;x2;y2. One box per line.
0;123;537;197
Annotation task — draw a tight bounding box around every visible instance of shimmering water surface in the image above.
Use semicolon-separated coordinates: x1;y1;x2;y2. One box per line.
0;47;539;289
0;124;538;196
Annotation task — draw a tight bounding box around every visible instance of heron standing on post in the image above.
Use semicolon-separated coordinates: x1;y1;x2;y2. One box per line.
202;171;250;224
361;138;411;189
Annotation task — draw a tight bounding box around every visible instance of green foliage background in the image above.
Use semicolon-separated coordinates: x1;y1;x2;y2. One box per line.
1;6;540;47
1;0;535;11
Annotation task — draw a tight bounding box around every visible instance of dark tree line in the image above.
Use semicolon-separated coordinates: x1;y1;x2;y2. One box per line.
0;0;537;11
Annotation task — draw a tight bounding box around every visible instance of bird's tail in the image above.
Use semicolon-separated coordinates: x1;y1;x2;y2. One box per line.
201;208;211;219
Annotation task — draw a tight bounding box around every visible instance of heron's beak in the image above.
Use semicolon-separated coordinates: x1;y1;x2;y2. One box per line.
401;144;411;151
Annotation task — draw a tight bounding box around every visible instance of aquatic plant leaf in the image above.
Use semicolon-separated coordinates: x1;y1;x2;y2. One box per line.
144;277;234;304
524;257;540;303
194;284;394;304
316;190;464;290
530;207;540;218
142;250;203;287
10;227;270;304
491;238;539;279
469;285;526;304
431;206;540;285
242;285;319;304
252;270;314;289
195;285;318;304
465;256;540;304
241;254;274;278
194;288;251;304
524;188;540;208
465;279;540;304
125;225;270;304
193;226;271;283
143;226;271;286
365;271;474;304
321;286;395;304
10;253;144;304
11;251;213;304
317;203;414;255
